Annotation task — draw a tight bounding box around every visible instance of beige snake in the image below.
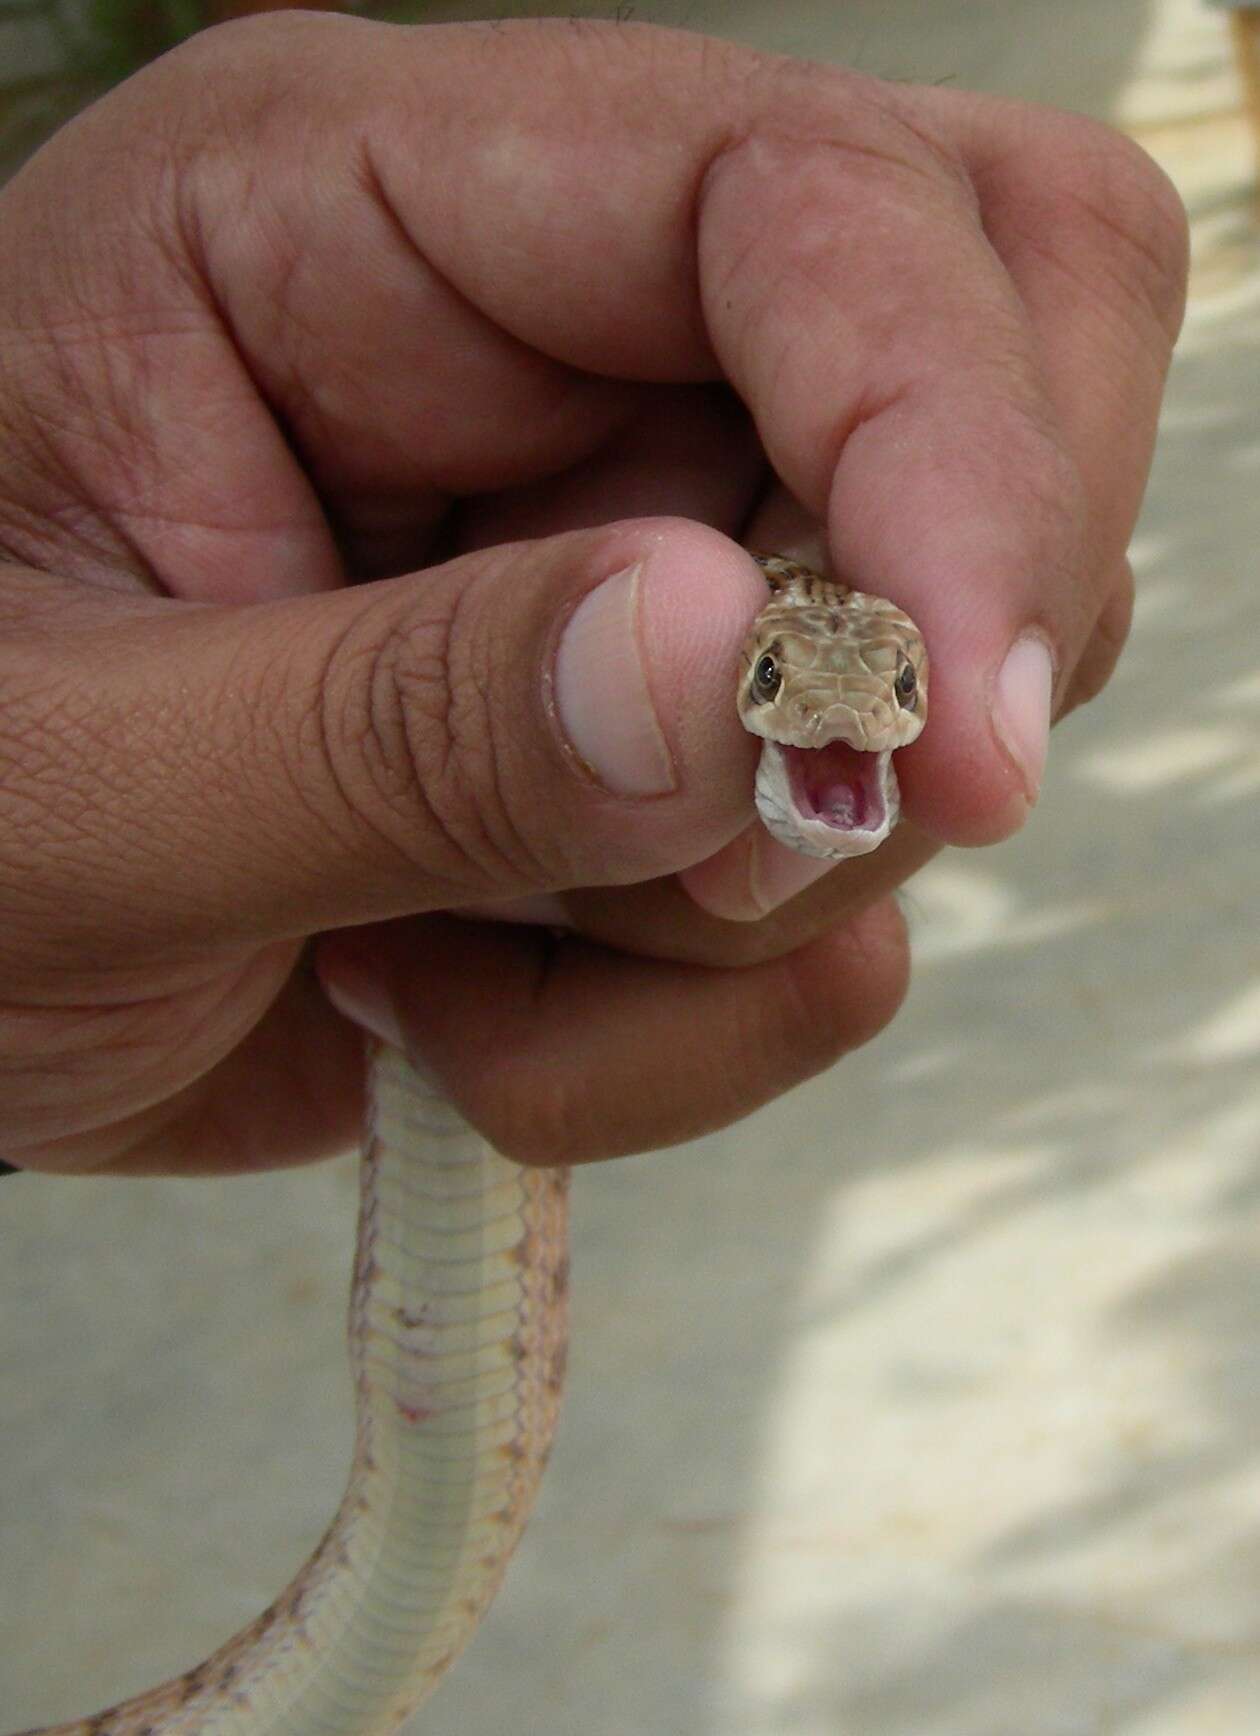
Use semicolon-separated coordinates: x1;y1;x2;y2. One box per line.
13;556;926;1736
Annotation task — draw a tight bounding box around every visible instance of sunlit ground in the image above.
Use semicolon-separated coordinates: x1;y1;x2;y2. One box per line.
4;4;1260;1734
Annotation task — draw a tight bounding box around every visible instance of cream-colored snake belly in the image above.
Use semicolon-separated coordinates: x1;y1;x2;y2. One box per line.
13;556;926;1736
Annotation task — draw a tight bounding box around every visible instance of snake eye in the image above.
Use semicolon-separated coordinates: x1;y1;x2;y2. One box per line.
895;662;918;707
751;653;781;705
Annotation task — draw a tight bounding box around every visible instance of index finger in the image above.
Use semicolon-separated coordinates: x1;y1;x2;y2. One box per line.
357;22;1186;843
694;102;1185;843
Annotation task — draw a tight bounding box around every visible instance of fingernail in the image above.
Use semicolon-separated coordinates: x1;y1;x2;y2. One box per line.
553;562;676;796
679;830;834;921
321;961;404;1050
993;634;1053;805
749;838;835;915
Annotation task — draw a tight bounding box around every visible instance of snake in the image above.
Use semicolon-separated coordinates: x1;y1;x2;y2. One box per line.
12;555;927;1736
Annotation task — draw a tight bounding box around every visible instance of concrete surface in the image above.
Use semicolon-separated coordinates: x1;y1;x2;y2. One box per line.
5;3;1260;1733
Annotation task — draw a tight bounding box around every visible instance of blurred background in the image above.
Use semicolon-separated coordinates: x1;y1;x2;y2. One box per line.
5;3;1260;1733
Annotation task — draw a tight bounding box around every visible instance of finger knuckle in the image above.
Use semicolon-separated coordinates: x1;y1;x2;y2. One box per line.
1063;568;1135;714
975;404;1093;621
751;956;852;1084
475;1062;594;1167
0;986;222;1163
1029;114;1189;343
769;917;909;1080
313;583;555;897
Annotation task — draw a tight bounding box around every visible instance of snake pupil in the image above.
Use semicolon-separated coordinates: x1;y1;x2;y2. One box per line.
895;662;917;706
752;653;781;703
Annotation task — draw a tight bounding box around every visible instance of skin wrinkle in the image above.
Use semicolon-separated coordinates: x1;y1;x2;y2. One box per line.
1078;189;1190;345
12;993;317;1174
0;666;156;893
290;607;466;898
957;176;1180;717
311;567;552;906
348;618;440;854
451;581;570;891
397;572;547;897
208;130;634;555
269;627;400;871
161;136;352;602
16;310;321;555
1;945;288;1150
9;615;258;949
0;325;215;587
977;171;1177;345
987;220;1181;437
699;73;982;302
219;147;423;486
699;149;1037;540
1057;561;1134;721
28;243;193;505
364;896;909;1169
0;567;152;632
835;371;1086;572
459;384;762;561
4;304;311;594
355;137;638;501
974;130;1188;348
0;387;139;576
100;959;364;1176
677;130;740;372
363;25;726;377
0;944;267;1020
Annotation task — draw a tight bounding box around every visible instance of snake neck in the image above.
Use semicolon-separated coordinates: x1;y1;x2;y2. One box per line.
755;553;851;608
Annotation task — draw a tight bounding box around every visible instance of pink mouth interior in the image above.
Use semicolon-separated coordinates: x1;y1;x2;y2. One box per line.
784;740;884;833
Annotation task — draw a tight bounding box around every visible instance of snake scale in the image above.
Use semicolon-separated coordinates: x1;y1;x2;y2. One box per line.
13;556;927;1736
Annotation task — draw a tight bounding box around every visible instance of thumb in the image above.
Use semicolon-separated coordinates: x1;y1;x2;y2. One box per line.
0;521;763;971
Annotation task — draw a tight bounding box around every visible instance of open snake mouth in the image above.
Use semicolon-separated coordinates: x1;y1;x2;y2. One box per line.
755;738;900;862
786;739;884;830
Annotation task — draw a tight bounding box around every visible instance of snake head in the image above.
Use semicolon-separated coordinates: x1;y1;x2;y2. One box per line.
739;564;928;861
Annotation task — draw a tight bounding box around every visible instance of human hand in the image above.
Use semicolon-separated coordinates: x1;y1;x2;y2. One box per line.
0;16;1186;1173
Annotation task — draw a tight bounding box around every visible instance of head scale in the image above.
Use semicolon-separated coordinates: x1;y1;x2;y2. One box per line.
738;574;928;752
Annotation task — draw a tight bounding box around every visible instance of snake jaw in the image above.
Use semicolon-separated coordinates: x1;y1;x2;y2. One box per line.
753;737;900;861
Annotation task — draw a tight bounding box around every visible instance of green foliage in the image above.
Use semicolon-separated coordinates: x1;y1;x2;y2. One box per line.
0;0;443;173
0;0;197;167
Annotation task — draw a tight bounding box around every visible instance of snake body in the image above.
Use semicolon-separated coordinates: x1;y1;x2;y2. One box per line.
14;557;926;1736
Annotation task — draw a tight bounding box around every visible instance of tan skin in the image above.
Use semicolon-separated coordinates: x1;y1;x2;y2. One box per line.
0;16;1186;1175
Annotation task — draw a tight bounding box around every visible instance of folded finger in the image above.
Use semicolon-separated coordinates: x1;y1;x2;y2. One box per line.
317;900;909;1165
